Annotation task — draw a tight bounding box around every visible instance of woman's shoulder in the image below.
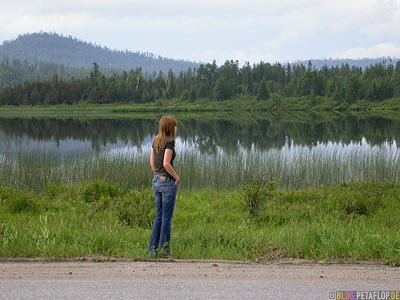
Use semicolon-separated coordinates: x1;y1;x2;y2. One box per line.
165;137;175;149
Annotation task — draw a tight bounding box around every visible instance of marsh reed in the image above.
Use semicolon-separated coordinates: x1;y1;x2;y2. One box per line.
1;139;399;192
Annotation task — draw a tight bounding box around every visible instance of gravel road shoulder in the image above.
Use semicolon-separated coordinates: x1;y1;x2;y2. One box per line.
1;257;399;284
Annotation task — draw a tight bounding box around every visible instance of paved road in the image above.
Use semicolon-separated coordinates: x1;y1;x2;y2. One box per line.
1;259;399;300
1;279;400;300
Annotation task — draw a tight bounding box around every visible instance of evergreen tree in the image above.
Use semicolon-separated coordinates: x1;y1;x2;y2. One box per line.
166;70;176;99
391;62;400;98
30;86;41;105
213;77;231;101
366;80;378;101
256;80;270;100
392;72;400;98
344;75;359;104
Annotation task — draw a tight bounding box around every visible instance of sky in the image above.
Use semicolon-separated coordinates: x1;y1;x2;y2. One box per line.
0;0;399;65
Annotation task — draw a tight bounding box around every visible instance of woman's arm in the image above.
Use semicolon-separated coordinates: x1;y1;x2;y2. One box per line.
163;149;180;184
150;148;155;172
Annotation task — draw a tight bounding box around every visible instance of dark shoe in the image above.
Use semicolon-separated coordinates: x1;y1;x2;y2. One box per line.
148;249;159;258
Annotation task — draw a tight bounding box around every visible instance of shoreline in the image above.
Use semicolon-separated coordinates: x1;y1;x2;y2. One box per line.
0;96;400;115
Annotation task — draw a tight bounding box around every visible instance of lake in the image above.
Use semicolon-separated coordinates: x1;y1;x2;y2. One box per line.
0;112;399;191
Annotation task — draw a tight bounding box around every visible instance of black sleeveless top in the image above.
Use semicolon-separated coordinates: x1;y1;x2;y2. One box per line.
152;137;176;178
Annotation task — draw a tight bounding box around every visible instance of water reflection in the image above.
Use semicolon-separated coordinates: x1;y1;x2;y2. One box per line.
0;113;399;154
0;113;399;191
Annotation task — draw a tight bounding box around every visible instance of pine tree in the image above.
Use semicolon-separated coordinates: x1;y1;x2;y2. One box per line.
256;80;270;100
213;77;231;101
343;75;359;104
392;62;400;98
30;86;41;105
366;80;378;101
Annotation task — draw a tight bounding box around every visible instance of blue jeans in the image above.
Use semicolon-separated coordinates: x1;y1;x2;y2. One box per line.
149;176;178;257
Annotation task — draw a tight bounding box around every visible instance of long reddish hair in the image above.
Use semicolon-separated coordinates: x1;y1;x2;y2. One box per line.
154;116;177;152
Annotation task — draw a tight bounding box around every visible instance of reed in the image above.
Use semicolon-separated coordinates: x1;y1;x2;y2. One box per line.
0;141;399;192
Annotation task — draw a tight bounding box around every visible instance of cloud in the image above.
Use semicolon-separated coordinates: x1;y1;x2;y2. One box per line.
361;0;400;40
332;43;400;59
0;0;319;19
0;0;400;64
0;13;98;37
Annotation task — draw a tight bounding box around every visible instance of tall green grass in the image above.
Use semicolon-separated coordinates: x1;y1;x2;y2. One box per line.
1;180;399;263
1;141;399;192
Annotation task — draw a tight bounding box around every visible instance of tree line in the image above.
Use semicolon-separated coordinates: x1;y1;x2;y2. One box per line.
1;59;400;106
293;58;399;70
0;57;128;86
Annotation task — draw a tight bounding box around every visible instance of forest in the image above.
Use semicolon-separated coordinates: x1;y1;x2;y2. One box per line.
0;56;126;86
0;58;399;107
0;32;199;74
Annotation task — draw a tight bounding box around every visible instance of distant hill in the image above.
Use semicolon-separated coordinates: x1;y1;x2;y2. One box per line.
0;32;200;74
293;58;399;70
0;57;130;86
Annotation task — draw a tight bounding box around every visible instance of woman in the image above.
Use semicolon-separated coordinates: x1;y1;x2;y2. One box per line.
149;116;180;257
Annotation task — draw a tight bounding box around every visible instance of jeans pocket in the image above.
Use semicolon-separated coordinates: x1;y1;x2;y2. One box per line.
170;181;178;194
167;178;177;188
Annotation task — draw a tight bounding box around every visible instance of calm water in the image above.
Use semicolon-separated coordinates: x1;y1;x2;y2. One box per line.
0;112;399;190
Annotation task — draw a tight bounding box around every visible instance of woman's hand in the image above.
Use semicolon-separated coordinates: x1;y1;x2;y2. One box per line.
163;149;179;185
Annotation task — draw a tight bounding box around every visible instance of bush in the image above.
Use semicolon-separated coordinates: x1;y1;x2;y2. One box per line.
116;186;155;228
239;175;279;218
80;180;121;203
0;186;40;214
330;181;386;216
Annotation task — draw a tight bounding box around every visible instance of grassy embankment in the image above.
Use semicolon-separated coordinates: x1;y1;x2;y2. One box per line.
1;180;399;264
0;96;400;114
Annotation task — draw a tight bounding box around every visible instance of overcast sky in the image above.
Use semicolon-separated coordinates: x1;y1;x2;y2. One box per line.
0;0;399;65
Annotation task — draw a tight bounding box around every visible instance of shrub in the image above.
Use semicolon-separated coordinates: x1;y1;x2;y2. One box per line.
338;182;385;216
116;186;155;228
0;186;40;214
80;180;121;203
239;175;279;218
314;181;393;218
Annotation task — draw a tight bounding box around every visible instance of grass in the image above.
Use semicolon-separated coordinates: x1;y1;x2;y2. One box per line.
0;180;399;264
0;96;400;114
1;141;399;192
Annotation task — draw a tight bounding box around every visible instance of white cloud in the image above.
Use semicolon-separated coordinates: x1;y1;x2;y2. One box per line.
0;0;400;63
332;43;400;59
361;0;400;40
2;0;319;19
0;13;99;37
